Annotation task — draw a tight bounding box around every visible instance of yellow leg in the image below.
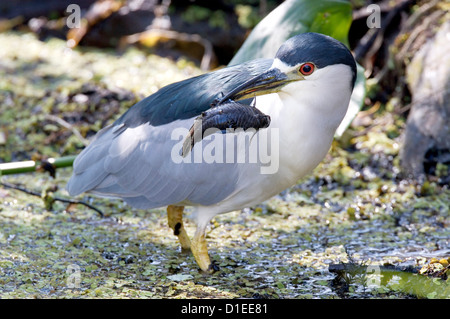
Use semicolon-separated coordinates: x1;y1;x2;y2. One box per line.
191;225;219;273
167;205;218;273
167;205;191;251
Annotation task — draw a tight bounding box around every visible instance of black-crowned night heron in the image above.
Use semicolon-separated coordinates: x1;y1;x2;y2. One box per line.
67;32;356;273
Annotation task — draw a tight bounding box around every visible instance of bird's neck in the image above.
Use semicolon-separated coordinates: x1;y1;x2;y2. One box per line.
255;90;349;183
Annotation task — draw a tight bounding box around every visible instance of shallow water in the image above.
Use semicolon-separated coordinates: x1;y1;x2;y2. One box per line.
0;32;449;299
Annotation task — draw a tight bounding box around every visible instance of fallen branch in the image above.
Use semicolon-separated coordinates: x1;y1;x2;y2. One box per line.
0;181;104;217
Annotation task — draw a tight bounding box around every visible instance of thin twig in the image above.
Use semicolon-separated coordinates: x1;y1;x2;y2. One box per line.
44;114;89;146
0;181;104;217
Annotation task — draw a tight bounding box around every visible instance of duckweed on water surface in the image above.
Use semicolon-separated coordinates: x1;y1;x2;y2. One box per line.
0;32;449;299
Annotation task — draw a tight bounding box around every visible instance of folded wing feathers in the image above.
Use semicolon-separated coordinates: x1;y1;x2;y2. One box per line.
66;60;275;206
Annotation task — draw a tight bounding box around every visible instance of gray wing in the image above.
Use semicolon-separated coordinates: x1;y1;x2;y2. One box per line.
66;118;241;209
113;59;273;128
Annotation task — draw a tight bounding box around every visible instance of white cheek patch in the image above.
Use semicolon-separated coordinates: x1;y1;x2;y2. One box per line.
312;64;354;88
279;63;354;99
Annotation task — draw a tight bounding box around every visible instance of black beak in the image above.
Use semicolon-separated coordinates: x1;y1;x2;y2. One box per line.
217;68;290;105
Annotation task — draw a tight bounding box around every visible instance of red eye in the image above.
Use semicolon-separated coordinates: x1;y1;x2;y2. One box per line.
299;63;314;75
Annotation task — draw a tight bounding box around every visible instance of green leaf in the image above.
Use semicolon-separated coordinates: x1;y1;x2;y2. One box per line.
229;0;366;137
309;1;353;46
230;0;353;64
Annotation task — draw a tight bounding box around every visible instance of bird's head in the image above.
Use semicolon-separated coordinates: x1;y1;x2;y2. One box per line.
219;32;356;107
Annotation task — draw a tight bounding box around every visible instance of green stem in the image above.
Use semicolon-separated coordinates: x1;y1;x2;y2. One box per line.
0;155;76;176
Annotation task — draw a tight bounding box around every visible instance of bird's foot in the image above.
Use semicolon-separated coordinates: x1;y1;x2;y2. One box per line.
191;230;218;274
198;261;220;274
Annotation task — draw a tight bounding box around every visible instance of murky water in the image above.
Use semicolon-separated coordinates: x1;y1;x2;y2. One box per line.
0;32;448;299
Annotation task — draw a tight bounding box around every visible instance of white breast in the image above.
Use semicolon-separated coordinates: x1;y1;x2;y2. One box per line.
208;64;354;213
